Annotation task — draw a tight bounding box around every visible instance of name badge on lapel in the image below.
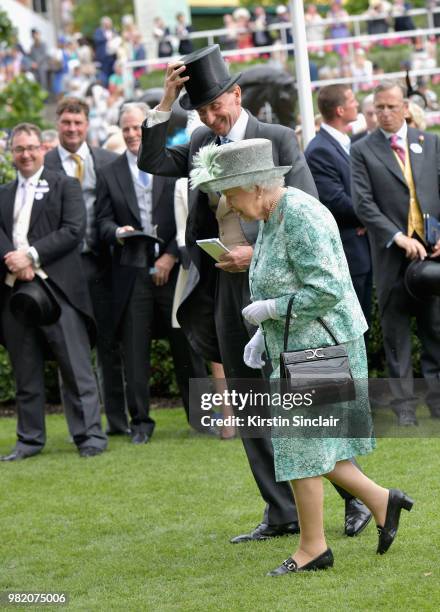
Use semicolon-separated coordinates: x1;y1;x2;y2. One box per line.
34;178;50;200
410;143;423;154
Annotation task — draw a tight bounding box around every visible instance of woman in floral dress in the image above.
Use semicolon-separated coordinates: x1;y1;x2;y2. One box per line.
190;138;414;576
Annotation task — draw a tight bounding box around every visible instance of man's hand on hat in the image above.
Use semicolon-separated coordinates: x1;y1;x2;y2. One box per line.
158;62;189;111
4;249;34;273
116;225;135;243
16;266;35;282
430;238;440;258
215;246;253;273
394;234;427;260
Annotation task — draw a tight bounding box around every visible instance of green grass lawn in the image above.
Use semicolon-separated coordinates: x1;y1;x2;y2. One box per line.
0;408;439;611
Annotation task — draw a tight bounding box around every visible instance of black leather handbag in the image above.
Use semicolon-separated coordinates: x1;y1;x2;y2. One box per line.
279;297;355;405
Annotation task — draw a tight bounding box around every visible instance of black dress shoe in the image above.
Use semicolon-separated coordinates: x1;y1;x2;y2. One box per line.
398;411;418;426
267;548;334;576
0;450;39;462
131;431;150;445
377;488;414;555
345;498;372;537
230;522;300;544
78;446;104;458
106;427;131;436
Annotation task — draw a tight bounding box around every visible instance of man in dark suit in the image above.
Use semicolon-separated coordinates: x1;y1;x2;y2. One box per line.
44;97;128;436
96;103;208;443
0;123;107;460
138;46;371;541
305;84;372;325
351;80;440;425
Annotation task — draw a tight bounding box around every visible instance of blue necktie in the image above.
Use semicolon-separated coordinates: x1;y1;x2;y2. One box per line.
138;170;150;187
220;136;232;145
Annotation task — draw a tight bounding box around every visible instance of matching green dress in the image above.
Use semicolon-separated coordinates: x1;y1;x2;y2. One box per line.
249;187;376;481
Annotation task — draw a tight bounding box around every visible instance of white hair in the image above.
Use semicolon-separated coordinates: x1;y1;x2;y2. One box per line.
119;102;150;125
240;177;285;192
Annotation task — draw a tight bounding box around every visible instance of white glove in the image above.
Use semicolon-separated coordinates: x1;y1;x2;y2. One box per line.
243;328;266;369
242;299;278;326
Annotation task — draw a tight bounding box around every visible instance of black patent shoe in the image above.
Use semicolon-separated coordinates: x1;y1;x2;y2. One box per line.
345;498;372;537
376;489;414;555
267;548;334;576
230;522;299;544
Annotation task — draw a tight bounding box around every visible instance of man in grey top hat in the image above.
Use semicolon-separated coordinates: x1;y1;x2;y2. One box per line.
138;45;371;542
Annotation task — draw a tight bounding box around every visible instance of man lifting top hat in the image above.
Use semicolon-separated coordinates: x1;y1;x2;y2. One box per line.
138;45;372;543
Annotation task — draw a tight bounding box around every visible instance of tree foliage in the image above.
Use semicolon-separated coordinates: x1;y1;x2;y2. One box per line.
0;132;16;185
0;75;47;129
0;8;16;47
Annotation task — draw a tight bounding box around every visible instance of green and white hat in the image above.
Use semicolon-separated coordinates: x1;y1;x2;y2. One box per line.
190;138;291;193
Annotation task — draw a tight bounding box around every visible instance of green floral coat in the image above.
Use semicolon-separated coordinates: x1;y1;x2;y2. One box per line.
249;188;375;480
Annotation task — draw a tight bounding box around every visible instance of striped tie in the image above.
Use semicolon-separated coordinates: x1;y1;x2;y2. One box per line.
390;134;406;166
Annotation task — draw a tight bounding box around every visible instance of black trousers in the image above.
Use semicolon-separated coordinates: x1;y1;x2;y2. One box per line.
351;270;373;328
79;253;128;432
214;270;297;525
119;267;207;435
381;275;440;414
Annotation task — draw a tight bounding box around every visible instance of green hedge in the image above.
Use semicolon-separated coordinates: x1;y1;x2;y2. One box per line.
0;340;179;405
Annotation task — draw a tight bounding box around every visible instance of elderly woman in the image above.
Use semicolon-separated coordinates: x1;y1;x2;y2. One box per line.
190;138;413;576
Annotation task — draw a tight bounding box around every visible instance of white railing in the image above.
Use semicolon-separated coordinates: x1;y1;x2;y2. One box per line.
157;6;440;48
309;65;440;89
125;26;440;73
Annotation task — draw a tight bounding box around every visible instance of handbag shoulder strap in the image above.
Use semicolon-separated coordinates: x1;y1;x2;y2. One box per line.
283;296;338;351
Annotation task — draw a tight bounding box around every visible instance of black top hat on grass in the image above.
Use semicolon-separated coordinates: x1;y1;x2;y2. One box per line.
10;277;61;327
179;45;241;111
404;258;440;300
118;230;163;269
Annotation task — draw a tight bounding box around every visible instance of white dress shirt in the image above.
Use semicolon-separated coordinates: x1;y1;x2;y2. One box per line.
58;141;90;176
380;120;407;147
5;167;47;286
321;122;351;155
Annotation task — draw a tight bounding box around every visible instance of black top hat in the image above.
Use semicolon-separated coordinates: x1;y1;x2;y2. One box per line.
404;258;440;300
119;230;163;268
10;277;61;327
179;45;241;111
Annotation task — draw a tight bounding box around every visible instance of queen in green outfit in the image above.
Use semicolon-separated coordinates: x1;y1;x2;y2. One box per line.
191;138;413;576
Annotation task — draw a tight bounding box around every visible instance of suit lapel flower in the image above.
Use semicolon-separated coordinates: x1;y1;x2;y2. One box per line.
34;178;50;200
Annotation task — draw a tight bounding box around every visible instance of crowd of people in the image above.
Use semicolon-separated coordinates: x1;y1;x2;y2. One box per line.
2;2;439;153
